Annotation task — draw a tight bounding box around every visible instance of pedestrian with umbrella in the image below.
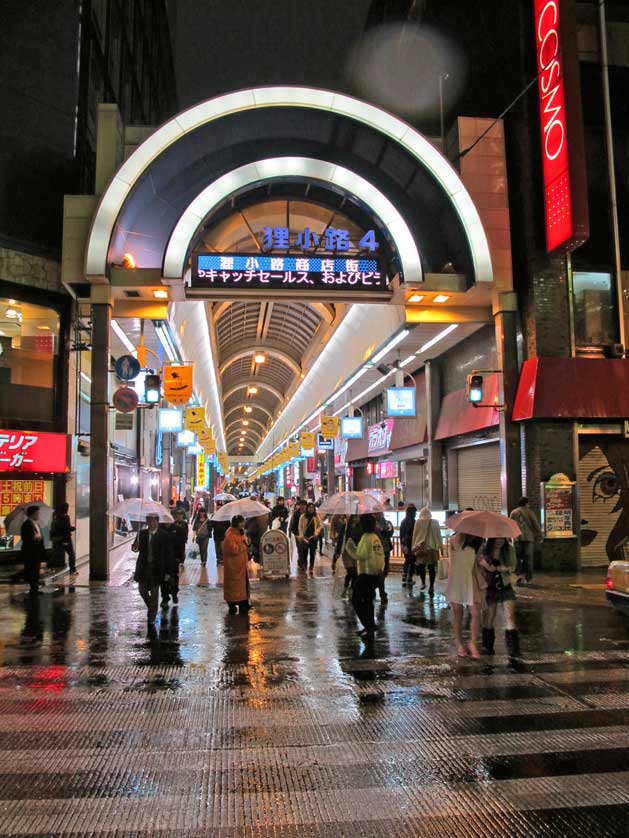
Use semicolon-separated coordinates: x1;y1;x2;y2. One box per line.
354;513;385;640
298;501;323;575
445;510;521;659
478;537;520;656
411;507;443;597
222;514;251;614
131;513;173;624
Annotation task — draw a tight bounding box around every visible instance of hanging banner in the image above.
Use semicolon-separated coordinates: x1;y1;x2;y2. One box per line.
203;440;216;456
197;427;214;445
320;416;339;439
163;365;193;405
287;441;300;458
196;455;207;488
300;432;316;452
185;406;206;431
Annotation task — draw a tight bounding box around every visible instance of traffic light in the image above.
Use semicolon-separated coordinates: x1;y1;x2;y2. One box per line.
144;373;161;404
467;373;483;405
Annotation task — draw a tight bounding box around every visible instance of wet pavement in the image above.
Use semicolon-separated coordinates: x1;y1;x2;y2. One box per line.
0;543;628;836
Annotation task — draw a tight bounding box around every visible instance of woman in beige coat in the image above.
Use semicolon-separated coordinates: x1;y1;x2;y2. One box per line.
411;507;443;596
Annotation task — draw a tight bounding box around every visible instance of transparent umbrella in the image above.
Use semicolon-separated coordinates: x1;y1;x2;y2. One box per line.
318;491;384;516
213;492;237;501
4;502;54;536
211;498;270;521
446;510;521;540
108;498;174;523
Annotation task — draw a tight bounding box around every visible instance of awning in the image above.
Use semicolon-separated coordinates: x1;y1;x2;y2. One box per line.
513;358;629;420
434;374;500;440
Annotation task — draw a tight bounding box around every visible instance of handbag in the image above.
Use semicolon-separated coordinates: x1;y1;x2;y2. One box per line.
187;542;200;560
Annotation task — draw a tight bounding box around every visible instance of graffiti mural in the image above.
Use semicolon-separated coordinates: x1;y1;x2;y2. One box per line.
578;438;629;566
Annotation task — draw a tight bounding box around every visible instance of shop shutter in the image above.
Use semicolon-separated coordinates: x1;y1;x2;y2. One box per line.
457;443;501;512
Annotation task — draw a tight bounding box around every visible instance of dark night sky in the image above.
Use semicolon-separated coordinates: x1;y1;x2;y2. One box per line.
172;0;373;110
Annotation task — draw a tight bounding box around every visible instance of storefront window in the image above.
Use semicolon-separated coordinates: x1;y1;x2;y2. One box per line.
0;298;60;423
573;272;616;347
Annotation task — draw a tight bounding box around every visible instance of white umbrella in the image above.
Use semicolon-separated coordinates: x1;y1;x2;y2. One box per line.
213;492;237;501
318;491;384;516
211;498;270;521
4;502;54;536
108;498;174;523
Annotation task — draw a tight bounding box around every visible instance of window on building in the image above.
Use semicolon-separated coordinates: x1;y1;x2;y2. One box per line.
573;271;617;347
0;298;60;423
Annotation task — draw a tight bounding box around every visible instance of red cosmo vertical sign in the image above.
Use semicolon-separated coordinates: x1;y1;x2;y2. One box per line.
534;0;588;253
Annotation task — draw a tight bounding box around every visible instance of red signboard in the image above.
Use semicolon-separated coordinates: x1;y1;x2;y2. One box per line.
0;430;68;473
376;461;398;480
534;0;588;253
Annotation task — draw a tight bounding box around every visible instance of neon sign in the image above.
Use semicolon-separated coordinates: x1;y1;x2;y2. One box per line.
261;226;379;252
534;0;588;253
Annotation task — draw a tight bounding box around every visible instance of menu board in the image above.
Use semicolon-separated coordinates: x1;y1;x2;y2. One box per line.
0;480;46;516
543;482;575;538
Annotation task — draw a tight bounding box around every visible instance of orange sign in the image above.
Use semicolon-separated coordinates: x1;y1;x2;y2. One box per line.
163;365;193;406
0;480;45;516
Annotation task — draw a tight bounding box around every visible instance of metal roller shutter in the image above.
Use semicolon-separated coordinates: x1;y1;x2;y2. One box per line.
457;443;501;512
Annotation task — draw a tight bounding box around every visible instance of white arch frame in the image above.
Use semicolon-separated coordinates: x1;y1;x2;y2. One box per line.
162;157;422;282
85;86;493;283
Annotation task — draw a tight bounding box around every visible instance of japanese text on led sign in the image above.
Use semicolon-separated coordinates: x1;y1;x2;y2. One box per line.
261;226;379;252
191;254;388;293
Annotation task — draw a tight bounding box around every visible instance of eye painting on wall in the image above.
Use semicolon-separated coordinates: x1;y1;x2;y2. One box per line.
578;439;629;566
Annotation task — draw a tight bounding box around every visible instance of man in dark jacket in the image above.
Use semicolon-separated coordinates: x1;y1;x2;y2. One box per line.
50;503;76;573
209;502;229;565
132;515;172;623
290;498;308;568
271;496;289;532
21;505;46;596
399;504;417;587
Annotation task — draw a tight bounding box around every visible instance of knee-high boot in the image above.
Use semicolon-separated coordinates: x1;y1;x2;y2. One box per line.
505;629;520;657
481;627;495;655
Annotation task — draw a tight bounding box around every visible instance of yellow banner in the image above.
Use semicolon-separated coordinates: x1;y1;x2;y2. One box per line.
300;432;316;451
288;441;300;458
203;440;216;455
197;427;214;444
185;406;205;431
320;416;339;439
196;455;207;488
164;365;193;406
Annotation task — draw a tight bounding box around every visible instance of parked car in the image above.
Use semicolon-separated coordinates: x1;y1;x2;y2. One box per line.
606;561;629;615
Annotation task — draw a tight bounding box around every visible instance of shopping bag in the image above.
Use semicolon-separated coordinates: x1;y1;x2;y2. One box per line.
187;542;200;560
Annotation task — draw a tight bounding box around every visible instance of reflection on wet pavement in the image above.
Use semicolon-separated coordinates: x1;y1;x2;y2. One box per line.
0;542;628;835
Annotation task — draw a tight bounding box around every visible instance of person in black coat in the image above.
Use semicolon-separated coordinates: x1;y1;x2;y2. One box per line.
399;504;417;587
50;502;76;573
21;506;46;596
132;514;173;623
209;503;230;565
271;496;289;532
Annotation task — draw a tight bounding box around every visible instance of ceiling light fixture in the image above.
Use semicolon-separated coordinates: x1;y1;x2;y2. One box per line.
408;294;424;303
244;405;253;413
153;289;169;300
247;386;258;394
369;329;410;366
242;420;249;426
433;294;450;303
254;353;266;364
418;324;459;354
5;308;19;319
121;252;136;269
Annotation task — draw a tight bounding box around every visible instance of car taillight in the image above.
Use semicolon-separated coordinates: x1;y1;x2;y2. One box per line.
606;577;614;590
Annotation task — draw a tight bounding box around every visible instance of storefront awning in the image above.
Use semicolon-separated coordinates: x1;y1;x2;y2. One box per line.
513;357;629;420
434;374;500;440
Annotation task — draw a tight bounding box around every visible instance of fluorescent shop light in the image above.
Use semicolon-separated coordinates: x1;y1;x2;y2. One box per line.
418;324;459;354
369;329;410;365
111;320;135;353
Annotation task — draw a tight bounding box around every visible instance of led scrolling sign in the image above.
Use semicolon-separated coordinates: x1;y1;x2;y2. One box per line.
190;226;390;293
